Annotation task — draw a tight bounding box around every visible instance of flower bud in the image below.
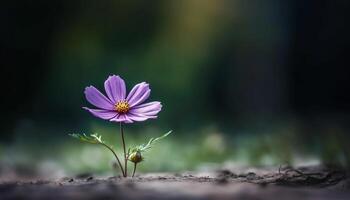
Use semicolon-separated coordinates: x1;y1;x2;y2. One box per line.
128;151;143;163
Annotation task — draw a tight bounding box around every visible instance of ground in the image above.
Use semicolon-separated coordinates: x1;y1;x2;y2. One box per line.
1;165;349;200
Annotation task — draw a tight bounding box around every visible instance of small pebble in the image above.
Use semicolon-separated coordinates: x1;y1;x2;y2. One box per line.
246;172;257;180
216;177;228;185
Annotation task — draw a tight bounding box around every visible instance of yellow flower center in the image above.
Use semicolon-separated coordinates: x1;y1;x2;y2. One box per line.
115;100;130;114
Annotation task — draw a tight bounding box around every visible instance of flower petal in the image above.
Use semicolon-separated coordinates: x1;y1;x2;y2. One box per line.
110;114;133;123
129;101;162;116
83;107;117;120
84;86;114;110
126;82;151;107
104;75;126;103
127;113;157;122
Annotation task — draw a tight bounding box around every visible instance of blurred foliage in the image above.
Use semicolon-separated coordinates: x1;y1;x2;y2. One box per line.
0;120;349;177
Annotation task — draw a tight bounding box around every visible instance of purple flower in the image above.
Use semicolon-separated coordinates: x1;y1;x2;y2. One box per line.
83;75;162;123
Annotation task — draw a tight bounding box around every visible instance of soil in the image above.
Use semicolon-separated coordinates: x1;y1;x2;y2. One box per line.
1;165;349;200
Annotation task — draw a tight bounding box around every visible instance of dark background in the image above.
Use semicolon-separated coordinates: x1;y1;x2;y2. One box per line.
1;0;350;176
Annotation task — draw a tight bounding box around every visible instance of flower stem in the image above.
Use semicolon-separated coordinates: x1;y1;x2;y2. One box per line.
120;122;127;177
132;163;137;177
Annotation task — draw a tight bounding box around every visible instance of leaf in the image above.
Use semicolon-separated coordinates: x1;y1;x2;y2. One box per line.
135;130;172;152
69;133;105;145
127;130;172;163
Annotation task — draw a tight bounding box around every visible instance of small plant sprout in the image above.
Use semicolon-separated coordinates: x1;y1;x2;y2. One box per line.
70;75;172;177
128;130;172;177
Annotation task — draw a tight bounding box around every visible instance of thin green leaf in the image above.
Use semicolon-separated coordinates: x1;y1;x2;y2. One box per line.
69;133;109;147
139;130;172;152
69;133;98;144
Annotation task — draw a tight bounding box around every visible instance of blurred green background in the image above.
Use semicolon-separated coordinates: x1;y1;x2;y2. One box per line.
1;0;350;178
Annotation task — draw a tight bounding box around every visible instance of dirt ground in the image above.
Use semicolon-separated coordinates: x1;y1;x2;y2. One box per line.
1;165;349;200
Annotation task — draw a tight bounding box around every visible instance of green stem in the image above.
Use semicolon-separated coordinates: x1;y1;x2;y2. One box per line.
120;122;127;177
101;143;125;176
132;163;137;177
